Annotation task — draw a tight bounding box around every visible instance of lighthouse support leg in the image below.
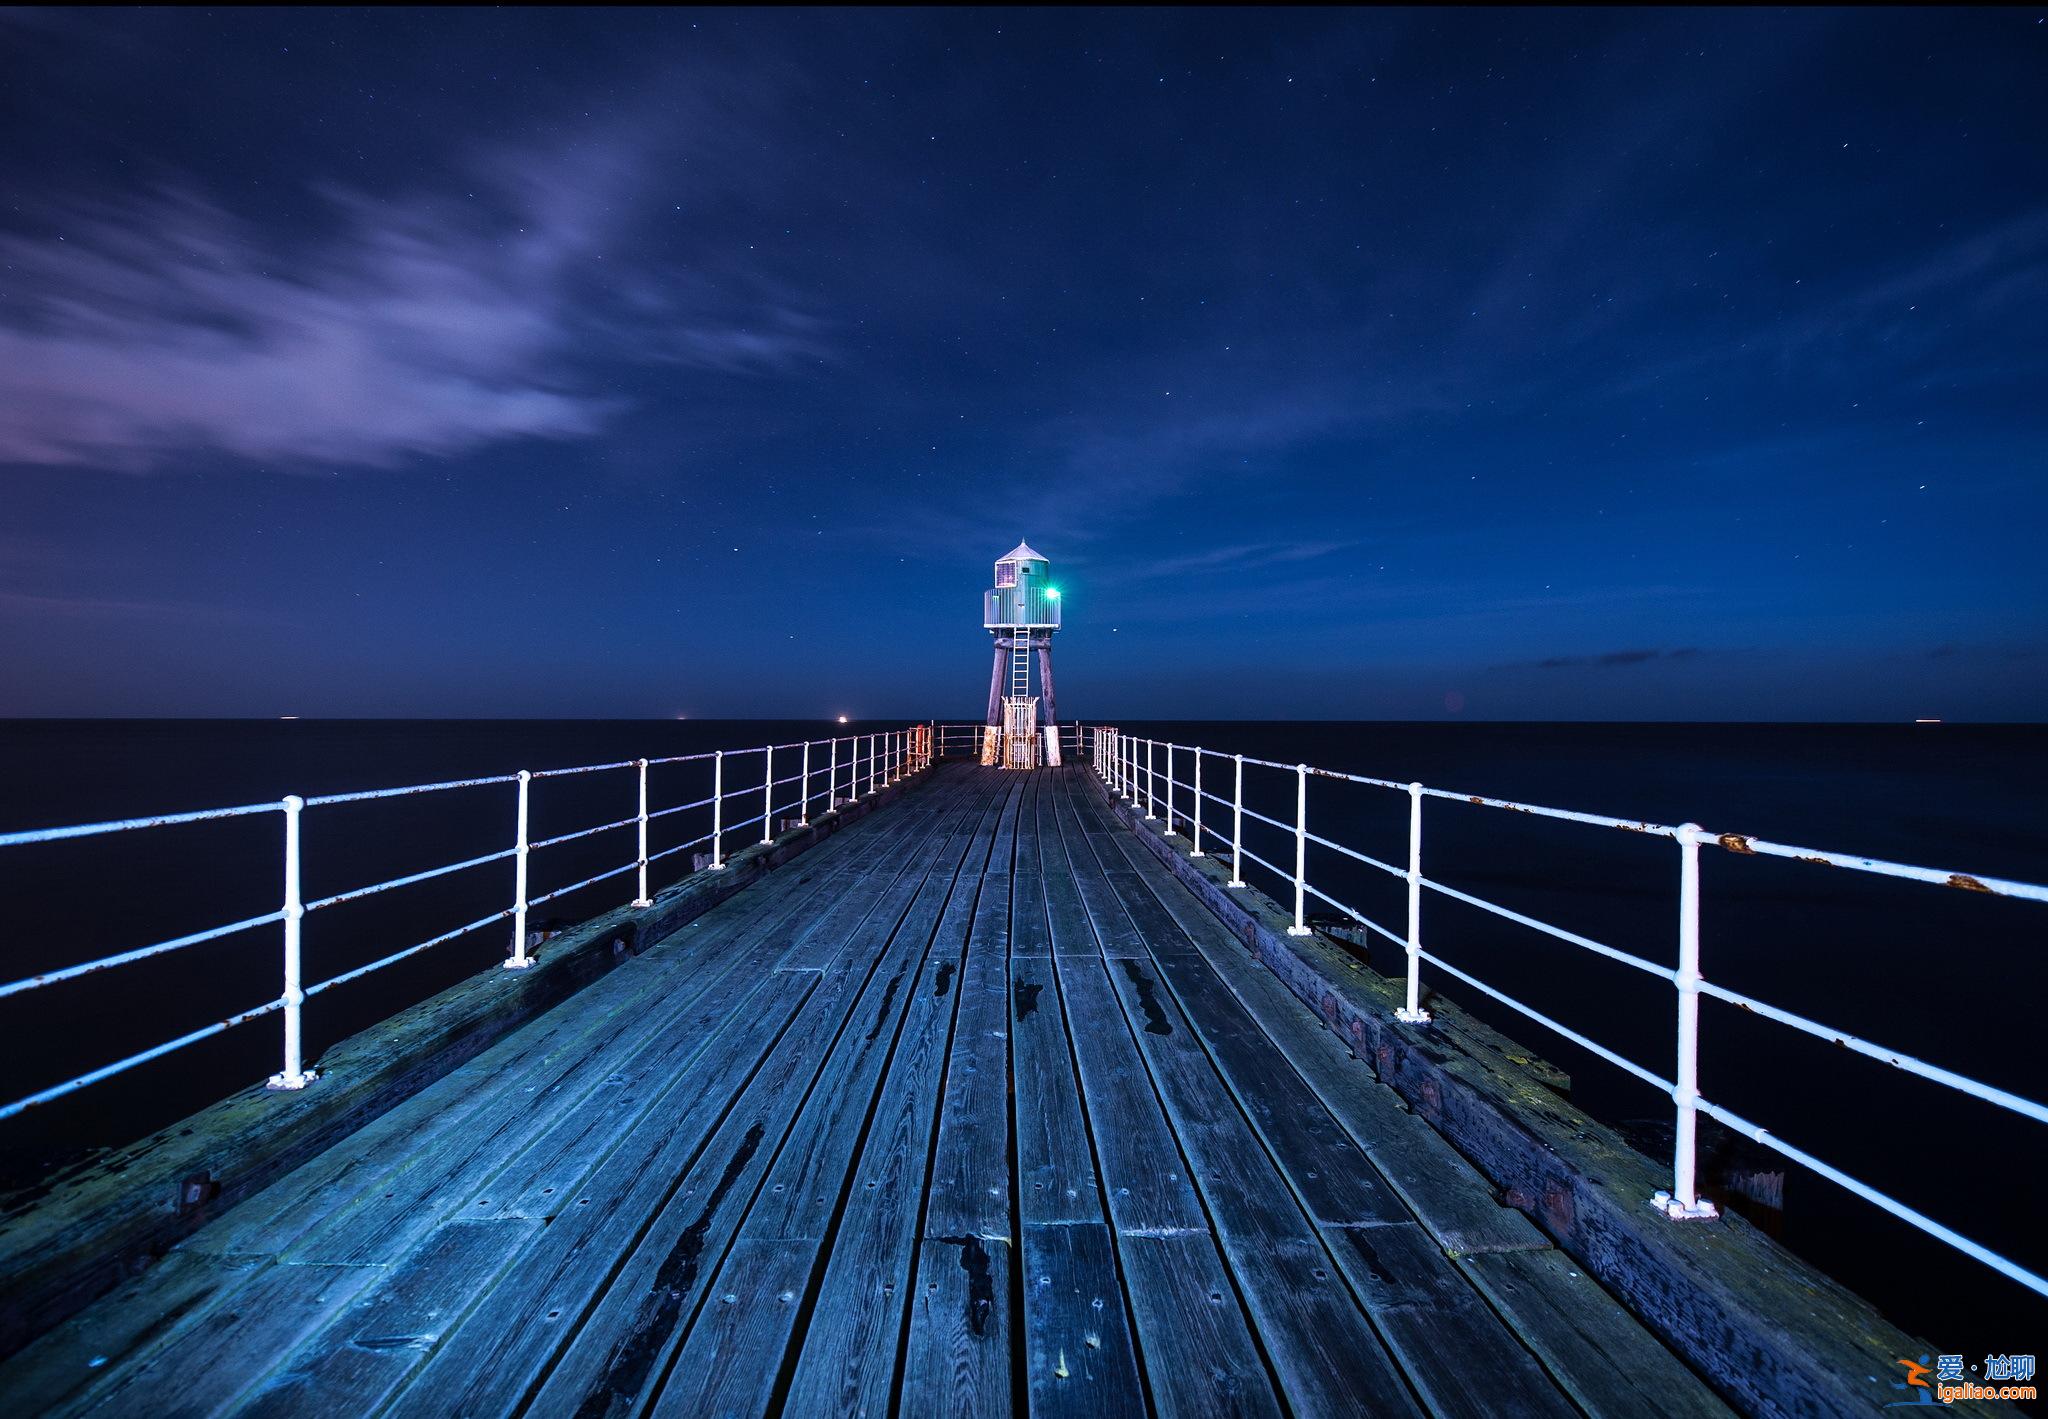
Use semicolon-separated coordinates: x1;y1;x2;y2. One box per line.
983;639;1007;765
1036;637;1061;765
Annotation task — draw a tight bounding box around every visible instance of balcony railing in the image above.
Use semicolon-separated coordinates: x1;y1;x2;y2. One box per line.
933;722;1086;760
1088;726;2048;1301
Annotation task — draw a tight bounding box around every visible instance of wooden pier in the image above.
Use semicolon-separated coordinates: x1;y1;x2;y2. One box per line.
1;764;1746;1415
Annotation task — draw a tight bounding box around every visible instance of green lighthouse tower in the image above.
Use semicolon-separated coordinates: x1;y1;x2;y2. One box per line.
981;539;1061;768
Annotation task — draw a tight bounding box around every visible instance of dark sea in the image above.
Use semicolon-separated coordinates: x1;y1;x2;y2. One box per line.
2;718;2043;1353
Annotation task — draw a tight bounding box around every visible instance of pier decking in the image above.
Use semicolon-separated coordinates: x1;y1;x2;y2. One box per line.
0;764;1730;1417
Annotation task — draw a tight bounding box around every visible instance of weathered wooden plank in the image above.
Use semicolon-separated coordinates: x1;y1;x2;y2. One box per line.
1039;790;1276;1418
780;789;1008;1414
1056;783;1405;1228
904;1235;1013;1419
1046;794;1147;961
1120;949;1406;1226
474;784;972;1226
187;776;963;1265
0;1251;265;1415
180;960;693;1259
1097;955;1421;1418
232;1218;541;1418
1114;1231;1282;1419
1008;956;1100;1225
1109;870;1544;1248
920;781;1021;1240
780;943;973;1412
1006;788;1145;1419
1459;1247;1735;1419
1069;774;1551;1255
736;802;991;1243
646;1235;811;1419
372;973;816;1419
903;781;1020;1419
1012;773;1050;958
1318;1220;1578;1419
773;773;990;973
1052;962;1205;1235
396;796;987;1419
62;1258;381;1415
534;790;1000;1419
1020;1221;1145;1419
291;969;792;1265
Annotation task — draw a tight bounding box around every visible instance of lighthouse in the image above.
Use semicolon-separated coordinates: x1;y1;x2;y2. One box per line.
981;540;1061;768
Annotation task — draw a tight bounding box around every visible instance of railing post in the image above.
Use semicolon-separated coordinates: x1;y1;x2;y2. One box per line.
800;741;812;826
1655;824;1718;1220
708;752;727;869
267;794;314;1089
830;737;839;808
506;770;534;967
1288;764;1311;935
762;746;775;845
1396;783;1431;1023
1228;755;1245;887
1165;743;1176;835
633;759;652;908
1190;750;1205;857
1145;739;1157;820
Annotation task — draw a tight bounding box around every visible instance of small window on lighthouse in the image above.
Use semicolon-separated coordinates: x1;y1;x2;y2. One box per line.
996;563;1017;588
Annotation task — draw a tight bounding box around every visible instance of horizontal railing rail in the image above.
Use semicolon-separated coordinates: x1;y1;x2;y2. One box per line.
1086;727;2048;1301
933;722;1086;760
0;725;941;1123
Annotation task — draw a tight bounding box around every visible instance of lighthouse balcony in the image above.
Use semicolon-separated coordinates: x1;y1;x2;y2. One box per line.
983;585;1061;629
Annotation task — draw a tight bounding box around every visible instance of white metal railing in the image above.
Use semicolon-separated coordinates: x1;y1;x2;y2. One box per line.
933;722;1086;760
1087;727;2048;1300
0;726;934;1119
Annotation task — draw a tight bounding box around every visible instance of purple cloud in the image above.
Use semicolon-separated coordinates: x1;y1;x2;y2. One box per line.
0;145;824;471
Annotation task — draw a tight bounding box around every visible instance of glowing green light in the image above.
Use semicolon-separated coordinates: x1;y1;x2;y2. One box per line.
1047;587;1061;599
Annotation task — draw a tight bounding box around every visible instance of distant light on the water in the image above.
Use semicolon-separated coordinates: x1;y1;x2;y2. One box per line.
279;715;298;720
1916;718;1942;724
837;715;850;724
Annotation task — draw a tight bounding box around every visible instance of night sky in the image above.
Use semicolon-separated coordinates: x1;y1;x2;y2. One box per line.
2;8;2043;721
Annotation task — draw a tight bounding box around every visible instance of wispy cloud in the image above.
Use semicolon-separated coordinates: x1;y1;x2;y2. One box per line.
0;136;826;471
1105;539;1356;583
1497;647;1703;671
0;588;280;624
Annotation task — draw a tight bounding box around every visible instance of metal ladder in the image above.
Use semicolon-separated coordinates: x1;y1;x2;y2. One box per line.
1009;634;1033;700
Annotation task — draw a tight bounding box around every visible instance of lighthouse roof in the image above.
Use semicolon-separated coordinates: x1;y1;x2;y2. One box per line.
998;540;1046;563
